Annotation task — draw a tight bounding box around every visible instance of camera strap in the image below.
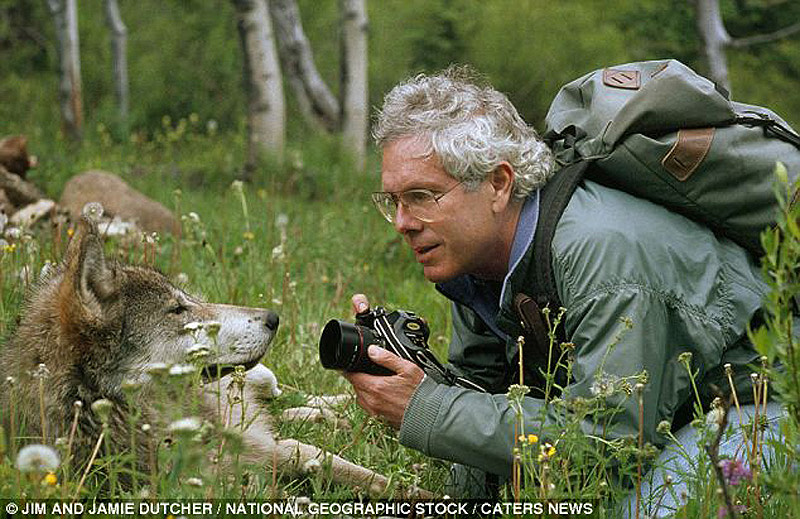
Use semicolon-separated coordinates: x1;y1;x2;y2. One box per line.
373;313;487;393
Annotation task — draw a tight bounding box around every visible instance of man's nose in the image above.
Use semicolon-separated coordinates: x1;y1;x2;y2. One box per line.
393;203;422;233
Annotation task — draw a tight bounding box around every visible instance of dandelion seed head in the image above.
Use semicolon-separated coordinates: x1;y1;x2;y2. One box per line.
275;213;289;230
16;444;60;472
168;417;202;435
81;202;104;220
32;363;50;379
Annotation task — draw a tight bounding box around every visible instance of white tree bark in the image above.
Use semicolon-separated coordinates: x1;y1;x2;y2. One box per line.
233;0;286;171
270;0;340;132
104;0;129;128
695;0;732;92
695;0;800;95
339;0;368;170
47;0;83;141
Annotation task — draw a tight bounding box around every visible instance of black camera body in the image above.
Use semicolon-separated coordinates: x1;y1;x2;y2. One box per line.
319;307;430;376
319;306;486;392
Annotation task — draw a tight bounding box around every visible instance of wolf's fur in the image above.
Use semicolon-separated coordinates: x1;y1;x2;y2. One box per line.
0;214;405;496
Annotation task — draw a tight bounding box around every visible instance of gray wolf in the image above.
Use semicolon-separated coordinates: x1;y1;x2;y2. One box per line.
0;210;402;496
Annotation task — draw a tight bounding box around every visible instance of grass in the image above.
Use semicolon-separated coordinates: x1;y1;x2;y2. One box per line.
1;125;798;518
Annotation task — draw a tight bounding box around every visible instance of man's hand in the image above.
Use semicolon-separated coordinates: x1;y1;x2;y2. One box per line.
343;344;425;429
346;294;424;429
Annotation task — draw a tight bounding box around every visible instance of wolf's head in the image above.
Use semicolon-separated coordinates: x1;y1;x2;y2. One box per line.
51;209;280;399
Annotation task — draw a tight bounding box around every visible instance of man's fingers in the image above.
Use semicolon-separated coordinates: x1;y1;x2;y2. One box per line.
351;293;370;315
368;345;420;376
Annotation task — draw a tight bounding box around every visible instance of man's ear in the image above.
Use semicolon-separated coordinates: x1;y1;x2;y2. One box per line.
489;162;516;212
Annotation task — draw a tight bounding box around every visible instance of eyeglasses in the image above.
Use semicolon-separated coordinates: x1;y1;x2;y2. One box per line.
371;181;464;223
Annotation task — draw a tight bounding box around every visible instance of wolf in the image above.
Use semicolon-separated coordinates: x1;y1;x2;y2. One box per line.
0;209;408;496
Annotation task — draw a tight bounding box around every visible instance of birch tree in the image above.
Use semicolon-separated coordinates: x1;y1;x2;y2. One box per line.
47;0;83;142
233;0;286;173
339;0;368;169
270;0;339;132
695;0;800;93
270;0;369;168
104;0;129;131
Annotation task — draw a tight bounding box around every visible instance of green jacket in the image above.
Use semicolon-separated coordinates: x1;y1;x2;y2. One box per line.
398;180;768;478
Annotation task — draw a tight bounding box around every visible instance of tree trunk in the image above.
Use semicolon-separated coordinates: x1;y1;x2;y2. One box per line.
270;0;340;132
47;0;83;142
104;0;129;132
339;0;368;170
695;0;732;92
233;0;286;174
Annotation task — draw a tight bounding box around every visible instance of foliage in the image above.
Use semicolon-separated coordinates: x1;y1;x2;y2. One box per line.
2;0;799;142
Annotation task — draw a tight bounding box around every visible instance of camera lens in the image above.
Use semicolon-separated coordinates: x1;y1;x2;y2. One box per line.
319;319;393;375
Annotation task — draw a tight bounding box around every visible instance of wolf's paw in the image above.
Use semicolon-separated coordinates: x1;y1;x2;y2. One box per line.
244;364;282;397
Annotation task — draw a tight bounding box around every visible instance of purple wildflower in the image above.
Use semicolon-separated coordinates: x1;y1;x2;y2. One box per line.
719;458;752;487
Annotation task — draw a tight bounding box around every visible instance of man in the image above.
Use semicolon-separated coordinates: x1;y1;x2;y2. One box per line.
342;66;778;511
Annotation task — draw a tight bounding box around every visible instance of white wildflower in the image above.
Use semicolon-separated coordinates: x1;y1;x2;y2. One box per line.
168;417;202;435
168;364;197;377
16;444;60;472
183;322;203;333
186;343;210;359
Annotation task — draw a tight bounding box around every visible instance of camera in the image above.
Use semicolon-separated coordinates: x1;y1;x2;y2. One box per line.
318;306;485;391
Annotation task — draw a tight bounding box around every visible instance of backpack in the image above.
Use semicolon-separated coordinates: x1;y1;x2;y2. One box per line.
526;59;800;317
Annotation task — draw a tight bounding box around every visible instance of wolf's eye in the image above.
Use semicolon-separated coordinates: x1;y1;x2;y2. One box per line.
168;304;188;315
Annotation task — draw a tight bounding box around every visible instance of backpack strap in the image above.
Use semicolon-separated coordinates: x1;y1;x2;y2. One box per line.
530;160;590;310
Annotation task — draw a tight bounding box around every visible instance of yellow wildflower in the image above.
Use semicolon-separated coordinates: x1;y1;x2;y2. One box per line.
43;472;57;485
528;434;539;444
67;228;74;237
538;442;557;462
243;231;255;241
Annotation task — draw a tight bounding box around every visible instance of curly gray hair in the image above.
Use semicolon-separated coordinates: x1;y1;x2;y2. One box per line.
372;66;554;198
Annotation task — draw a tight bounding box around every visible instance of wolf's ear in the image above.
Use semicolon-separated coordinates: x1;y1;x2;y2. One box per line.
63;204;119;315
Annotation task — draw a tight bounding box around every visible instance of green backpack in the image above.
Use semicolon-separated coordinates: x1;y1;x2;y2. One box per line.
528;59;800;315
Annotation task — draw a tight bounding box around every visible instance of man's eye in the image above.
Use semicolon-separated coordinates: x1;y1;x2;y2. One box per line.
403;190;434;205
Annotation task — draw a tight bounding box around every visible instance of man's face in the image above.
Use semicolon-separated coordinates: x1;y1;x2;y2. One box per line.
380;136;515;283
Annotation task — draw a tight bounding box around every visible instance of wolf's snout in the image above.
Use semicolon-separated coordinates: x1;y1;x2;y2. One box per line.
264;311;279;331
